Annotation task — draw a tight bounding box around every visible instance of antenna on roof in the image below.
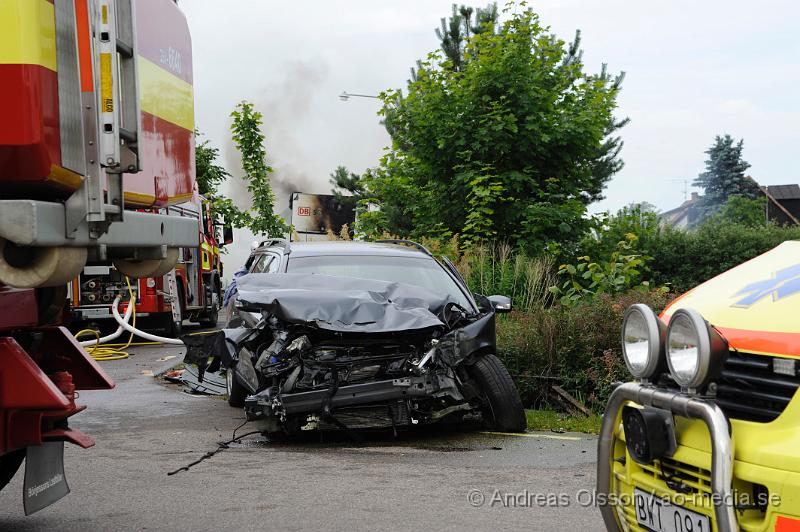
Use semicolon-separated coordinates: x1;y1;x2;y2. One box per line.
667;179;690;201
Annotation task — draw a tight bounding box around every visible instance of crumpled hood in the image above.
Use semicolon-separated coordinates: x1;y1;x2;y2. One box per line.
236;273;457;333
662;241;800;357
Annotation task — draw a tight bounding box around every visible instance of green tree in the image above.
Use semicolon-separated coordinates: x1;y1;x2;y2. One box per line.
365;5;627;252
709;195;766;227
195;135;231;197
329;166;365;208
195;133;251;230
230;101;289;237
435;3;499;71
693;134;759;205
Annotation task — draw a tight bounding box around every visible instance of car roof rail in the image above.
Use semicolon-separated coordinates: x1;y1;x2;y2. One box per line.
257;238;291;252
374;239;433;257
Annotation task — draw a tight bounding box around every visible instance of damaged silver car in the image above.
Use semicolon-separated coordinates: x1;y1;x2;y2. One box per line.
184;240;526;435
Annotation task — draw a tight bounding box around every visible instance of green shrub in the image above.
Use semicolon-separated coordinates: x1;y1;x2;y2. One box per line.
496;288;673;412
648;221;800;293
550;234;662;305
578;203;662;265
708;196;767;227
579;204;800;294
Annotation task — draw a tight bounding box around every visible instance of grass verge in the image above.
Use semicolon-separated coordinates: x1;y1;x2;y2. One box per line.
525;409;602;434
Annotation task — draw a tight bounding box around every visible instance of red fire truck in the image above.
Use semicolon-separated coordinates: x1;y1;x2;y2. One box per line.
0;0;198;514
69;193;230;333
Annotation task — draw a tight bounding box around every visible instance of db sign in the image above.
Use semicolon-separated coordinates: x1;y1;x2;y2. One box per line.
297;207;311;216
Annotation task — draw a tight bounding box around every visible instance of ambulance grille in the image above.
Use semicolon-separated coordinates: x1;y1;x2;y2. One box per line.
638;457;712;496
715;351;799;422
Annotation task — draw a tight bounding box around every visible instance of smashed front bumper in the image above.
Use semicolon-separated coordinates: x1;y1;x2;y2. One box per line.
245;373;465;422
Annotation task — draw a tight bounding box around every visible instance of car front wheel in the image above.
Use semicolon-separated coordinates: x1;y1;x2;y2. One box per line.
469;354;527;433
225;365;247;408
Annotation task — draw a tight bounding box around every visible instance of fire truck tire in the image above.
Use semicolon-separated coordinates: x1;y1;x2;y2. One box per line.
113;248;179;279
0;238;87;288
199;308;219;328
0;450;24;492
198;276;220;328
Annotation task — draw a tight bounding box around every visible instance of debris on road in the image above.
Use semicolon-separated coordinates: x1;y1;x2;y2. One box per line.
178;365;226;396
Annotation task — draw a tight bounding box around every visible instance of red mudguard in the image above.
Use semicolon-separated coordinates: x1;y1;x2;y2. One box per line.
0;288;114;457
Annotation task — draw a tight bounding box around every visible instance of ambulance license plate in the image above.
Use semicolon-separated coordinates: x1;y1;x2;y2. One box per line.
634;488;710;532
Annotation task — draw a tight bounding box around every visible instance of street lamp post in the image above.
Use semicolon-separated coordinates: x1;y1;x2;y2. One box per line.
339;91;379;101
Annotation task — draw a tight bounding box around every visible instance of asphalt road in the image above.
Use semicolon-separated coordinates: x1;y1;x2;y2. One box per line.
0;334;604;531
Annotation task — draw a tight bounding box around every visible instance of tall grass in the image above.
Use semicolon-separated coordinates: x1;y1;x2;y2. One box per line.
458;243;555;311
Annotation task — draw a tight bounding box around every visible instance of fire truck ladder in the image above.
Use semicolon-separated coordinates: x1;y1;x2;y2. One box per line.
61;0;142;241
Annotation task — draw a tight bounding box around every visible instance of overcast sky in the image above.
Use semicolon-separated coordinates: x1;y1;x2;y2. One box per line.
181;0;800;269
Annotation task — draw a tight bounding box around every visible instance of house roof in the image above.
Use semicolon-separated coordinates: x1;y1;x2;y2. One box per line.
764;184;800;200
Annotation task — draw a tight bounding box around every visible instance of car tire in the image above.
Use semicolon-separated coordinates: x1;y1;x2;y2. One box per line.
226;365;247;408
198;307;218;329
469;354;527;433
0;449;25;492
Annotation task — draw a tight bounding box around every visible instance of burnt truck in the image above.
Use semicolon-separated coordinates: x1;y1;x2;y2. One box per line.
288;192;356;242
184;241;527;435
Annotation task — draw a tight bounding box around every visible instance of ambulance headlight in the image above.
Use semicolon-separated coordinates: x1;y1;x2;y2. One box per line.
621;304;666;380
666;308;727;391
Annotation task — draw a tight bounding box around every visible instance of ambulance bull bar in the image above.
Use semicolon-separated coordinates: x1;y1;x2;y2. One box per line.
597;382;737;531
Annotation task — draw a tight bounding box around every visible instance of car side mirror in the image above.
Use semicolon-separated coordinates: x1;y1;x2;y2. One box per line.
222;225;234;246
487;295;512;314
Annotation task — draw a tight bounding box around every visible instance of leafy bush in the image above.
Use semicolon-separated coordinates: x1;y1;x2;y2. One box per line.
550;234;661;305
648;221;800;293
496;288;673;412
708;196;767;227
578;203;661;264
579;203;800;294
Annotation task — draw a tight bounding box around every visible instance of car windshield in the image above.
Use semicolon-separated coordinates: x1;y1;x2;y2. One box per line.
287;254;474;311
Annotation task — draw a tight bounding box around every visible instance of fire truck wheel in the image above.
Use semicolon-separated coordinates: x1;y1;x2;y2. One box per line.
0;238;87;288
0;450;25;492
113;248;179;279
198;307;219;328
198;276;220;328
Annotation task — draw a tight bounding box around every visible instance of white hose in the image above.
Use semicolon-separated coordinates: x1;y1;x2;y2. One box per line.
111;295;184;345
79;295;134;347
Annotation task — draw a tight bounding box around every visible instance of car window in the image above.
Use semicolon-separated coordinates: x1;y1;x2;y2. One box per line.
266;253;281;273
287;254;474;310
251;254;273;273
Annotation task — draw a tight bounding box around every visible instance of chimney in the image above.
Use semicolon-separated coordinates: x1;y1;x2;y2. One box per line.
690;192;699;201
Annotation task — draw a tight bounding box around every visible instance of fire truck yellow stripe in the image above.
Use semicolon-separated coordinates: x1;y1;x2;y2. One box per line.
0;0;57;71
138;56;195;131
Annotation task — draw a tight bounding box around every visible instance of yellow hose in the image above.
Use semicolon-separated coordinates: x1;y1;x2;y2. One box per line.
74;276;221;361
75;276;138;361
